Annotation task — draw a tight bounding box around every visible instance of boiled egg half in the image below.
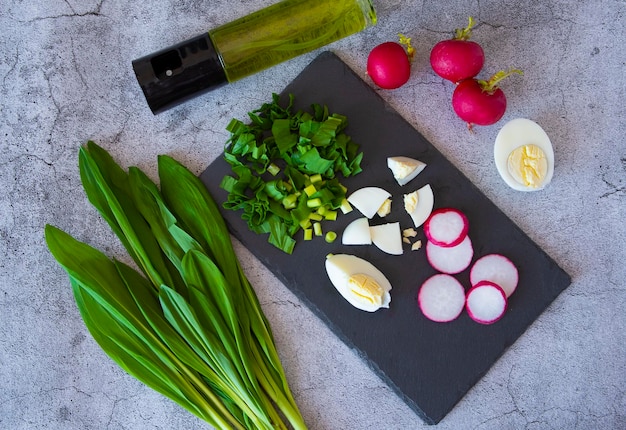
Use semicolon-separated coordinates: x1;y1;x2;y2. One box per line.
494;118;554;191
325;254;392;312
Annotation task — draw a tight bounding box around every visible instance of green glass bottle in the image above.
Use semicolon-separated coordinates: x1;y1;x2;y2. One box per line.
133;0;377;114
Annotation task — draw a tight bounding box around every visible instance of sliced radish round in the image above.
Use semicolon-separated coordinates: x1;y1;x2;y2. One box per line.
426;235;474;274
465;281;507;324
424;208;469;247
418;274;466;322
470;253;519;297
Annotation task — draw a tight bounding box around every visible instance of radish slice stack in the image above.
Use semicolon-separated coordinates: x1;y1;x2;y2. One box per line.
424;207;474;274
470;253;519;297
417;207;519;325
426;236;474;274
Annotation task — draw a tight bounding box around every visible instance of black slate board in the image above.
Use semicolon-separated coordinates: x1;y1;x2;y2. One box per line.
200;51;571;425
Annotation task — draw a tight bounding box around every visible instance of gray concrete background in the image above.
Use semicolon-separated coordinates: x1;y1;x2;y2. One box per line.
1;0;624;429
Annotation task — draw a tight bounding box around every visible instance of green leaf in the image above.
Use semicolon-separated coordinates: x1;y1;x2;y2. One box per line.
299;147;334;175
272;118;297;154
128;166;202;279
267;217;296;254
263;179;288;202
71;281;218;423
114;261;218;383
79;141;179;290
45;225;240;429
159;281;273;430
49;142;308;430
309;115;342;147
158;155;242;292
156;158;304;425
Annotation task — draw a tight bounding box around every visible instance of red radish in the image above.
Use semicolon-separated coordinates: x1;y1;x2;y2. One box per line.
430;17;485;83
418;274;466;322
367;36;414;89
424;207;469;248
470;253;519;297
452;69;523;129
426;235;474;275
465;280;508;324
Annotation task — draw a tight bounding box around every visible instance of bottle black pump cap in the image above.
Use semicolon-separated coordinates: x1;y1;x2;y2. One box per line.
132;33;228;114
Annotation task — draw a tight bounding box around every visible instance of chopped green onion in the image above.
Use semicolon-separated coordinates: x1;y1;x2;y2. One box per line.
306;197;322;208
221;94;363;254
309;173;323;183
303;228;313;241
323;210;338;221
309;213;323;222
313;222;323;237
298;217;311;229
303;184;317;197
267;163;280;176
282;194;298;209
340;198;353;214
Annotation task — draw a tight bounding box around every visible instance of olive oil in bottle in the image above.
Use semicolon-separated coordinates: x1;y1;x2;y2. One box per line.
132;0;377;114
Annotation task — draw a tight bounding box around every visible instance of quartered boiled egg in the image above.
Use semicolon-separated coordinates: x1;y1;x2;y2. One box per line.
342;217;371;245
404;184;434;228
387;156;427;186
325;254;392;312
494;118;554;191
347;187;391;219
342;217;403;255
370;222;403;255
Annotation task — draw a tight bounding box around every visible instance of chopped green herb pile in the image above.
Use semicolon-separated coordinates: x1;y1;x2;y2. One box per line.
221;94;363;254
45;141;306;430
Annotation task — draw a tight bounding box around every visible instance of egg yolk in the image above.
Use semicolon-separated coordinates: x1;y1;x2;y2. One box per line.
393;161;417;180
404;191;418;214
507;144;548;188
347;273;384;306
377;198;392;217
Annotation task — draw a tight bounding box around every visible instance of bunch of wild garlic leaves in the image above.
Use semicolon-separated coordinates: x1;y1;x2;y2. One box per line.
45;141;306;429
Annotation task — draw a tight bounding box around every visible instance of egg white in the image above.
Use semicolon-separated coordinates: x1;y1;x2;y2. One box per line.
405;184;434;228
387;156;427;186
494;118;554;191
347;186;391;219
325;254;392;312
342;217;372;245
370;222;403;255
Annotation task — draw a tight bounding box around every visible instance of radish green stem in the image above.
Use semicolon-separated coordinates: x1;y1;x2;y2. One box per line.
398;33;415;61
454;16;477;41
477;69;524;94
